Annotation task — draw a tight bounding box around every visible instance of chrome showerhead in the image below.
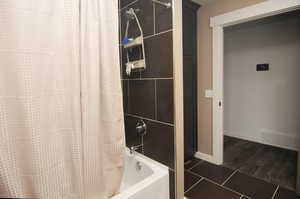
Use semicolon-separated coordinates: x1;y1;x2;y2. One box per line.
125;8;140;22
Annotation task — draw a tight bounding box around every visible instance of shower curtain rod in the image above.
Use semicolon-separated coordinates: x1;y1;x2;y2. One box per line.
152;0;172;8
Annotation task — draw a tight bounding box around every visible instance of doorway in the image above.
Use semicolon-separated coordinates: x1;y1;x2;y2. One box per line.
222;11;300;190
211;0;300;195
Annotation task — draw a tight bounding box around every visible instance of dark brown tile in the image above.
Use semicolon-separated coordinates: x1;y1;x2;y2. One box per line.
191;161;235;184
170;169;202;194
274;187;300;199
142;32;173;78
124;115;174;168
241;196;251;199
156;79;174;123
128;80;155;119
155;0;172;33
224;171;277;199
185;158;202;170
143;119;174;168
124;115;140;147
169;170;175;199
185;179;241;199
120;0;154;38
120;0;136;9
223;135;264;170
185;170;202;191
122;80;129;113
224;136;298;190
119;46;123;74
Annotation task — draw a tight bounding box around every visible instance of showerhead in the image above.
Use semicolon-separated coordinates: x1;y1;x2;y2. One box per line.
125;8;140;21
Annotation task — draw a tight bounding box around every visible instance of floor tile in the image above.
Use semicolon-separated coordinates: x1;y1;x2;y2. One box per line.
170;169;202;195
184;158;202;170
223;136;297;190
185;170;202;191
274;187;300;199
191;161;234;184
185;179;241;199
224;171;277;199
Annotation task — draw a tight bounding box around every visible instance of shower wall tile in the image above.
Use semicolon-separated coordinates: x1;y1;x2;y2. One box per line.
143;119;174;168
120;0;174;174
122;80;129;113
124;115;140;146
156;79;174;123
119;46;123;75
124;115;174;168
120;0;136;9
142;31;173;78
154;0;173;33
128;80;156;119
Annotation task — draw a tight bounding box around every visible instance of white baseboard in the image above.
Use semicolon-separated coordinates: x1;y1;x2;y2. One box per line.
194;151;220;165
224;131;299;151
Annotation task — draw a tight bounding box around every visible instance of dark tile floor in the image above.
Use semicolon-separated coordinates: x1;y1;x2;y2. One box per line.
223;136;298;190
182;136;300;199
184;159;300;199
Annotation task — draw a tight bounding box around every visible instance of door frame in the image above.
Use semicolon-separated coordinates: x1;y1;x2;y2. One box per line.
211;0;300;165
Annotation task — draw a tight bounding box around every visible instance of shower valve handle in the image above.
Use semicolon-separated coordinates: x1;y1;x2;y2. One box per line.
136;119;147;136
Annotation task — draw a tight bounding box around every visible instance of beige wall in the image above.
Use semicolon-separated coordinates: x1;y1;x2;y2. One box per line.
197;0;267;154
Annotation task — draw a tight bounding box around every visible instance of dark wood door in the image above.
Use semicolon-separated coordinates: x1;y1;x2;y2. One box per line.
182;0;200;161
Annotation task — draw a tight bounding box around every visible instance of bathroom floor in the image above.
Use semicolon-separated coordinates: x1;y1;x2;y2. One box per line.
223;136;298;190
179;136;299;199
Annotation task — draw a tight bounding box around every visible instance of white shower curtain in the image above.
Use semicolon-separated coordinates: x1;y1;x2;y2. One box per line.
0;0;125;198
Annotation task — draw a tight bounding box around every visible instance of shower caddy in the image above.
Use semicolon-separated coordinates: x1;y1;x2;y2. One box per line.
122;8;146;76
122;0;171;76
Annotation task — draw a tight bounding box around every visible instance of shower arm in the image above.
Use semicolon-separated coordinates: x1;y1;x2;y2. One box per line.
152;0;172;9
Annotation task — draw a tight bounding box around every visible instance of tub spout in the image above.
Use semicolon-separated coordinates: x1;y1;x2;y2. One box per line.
130;144;143;155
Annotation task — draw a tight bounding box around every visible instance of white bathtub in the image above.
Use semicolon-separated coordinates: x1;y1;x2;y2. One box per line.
111;149;170;199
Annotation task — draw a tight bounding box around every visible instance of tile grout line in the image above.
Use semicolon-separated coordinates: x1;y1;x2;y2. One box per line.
184;177;204;194
221;170;238;186
271;185;279;199
187;160;204;171
144;29;173;39
122;77;173;80
125;113;174;126
236;168;284;192
187;170;251;198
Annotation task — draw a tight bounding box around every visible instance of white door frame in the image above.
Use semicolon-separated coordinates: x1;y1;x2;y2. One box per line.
210;0;300;165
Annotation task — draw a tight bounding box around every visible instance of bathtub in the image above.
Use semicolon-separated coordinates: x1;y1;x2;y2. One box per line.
111;149;170;199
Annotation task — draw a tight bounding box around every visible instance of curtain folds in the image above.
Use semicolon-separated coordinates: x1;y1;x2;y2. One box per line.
80;0;125;198
0;0;125;198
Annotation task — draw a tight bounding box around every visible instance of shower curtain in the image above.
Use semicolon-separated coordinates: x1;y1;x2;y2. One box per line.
0;0;125;198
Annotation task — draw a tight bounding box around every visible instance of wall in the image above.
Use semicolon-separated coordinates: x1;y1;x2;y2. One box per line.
224;11;300;150
197;0;267;155
118;0;175;198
